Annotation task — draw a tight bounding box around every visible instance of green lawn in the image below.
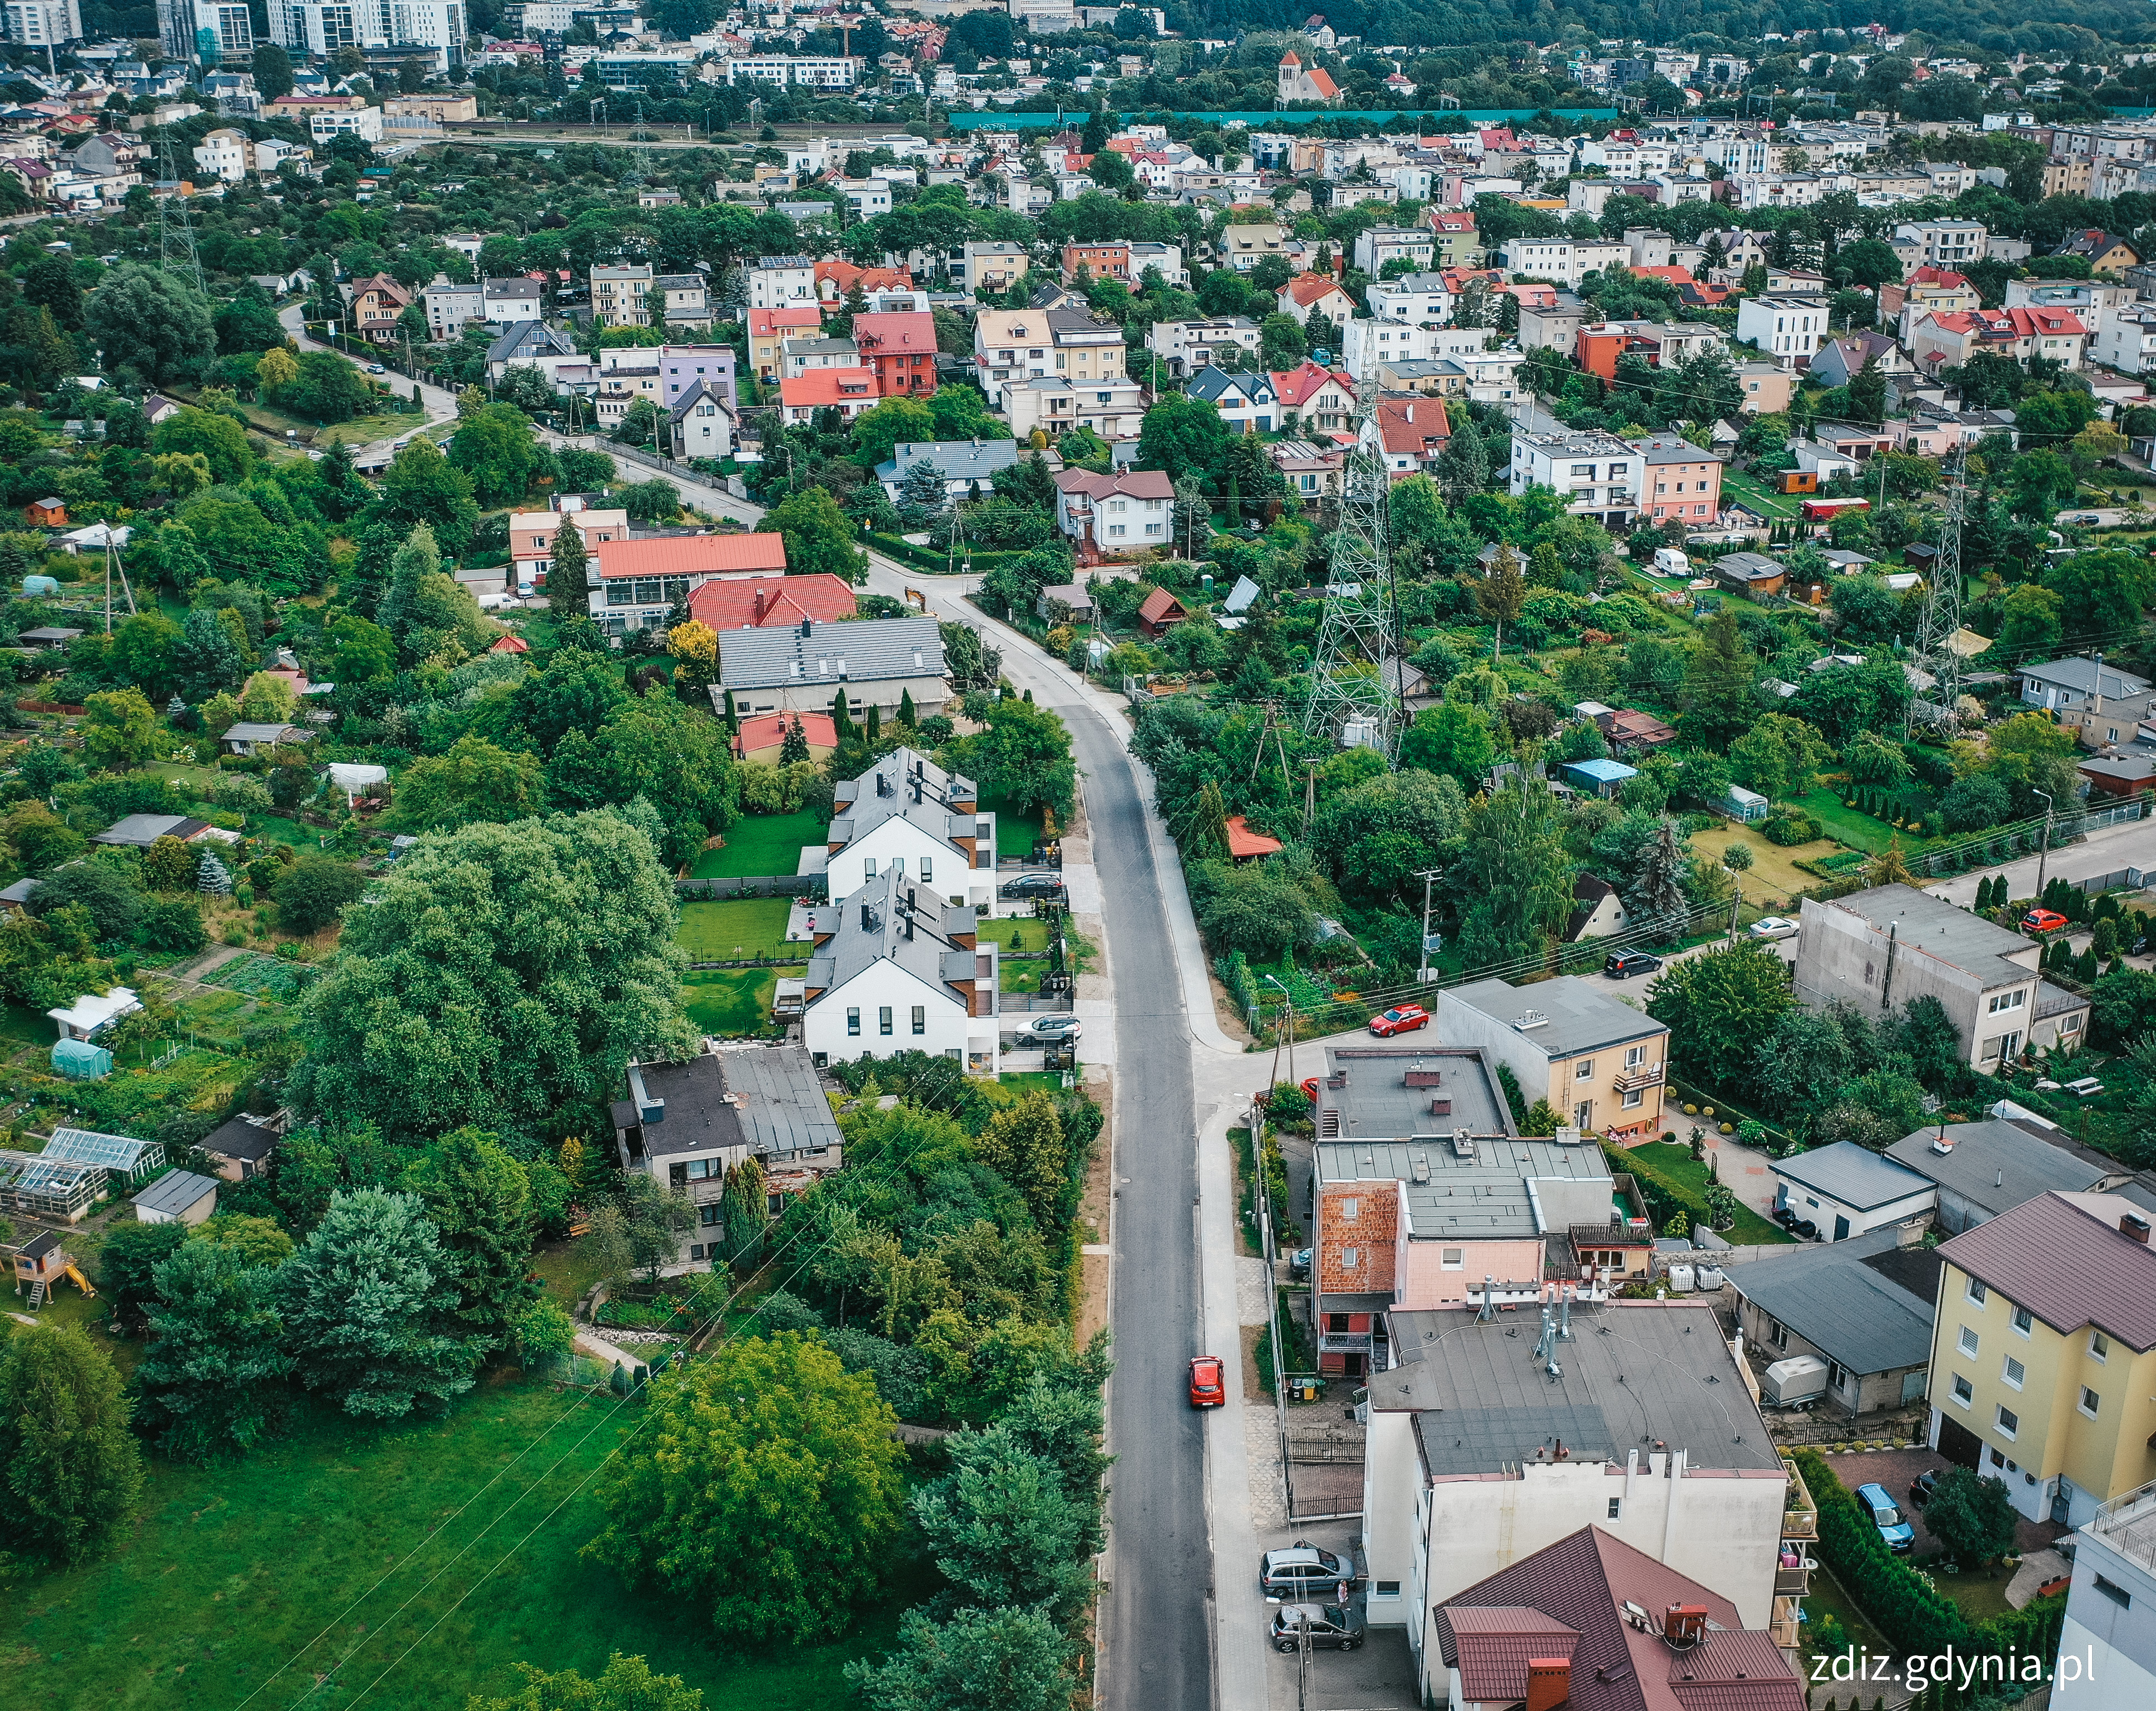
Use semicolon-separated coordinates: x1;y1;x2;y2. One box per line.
0;1000;53;1048
531;1234;610;1309
1616;1137;1794;1246
1720;467;1802;520
1791;787;1929;856
682;967;801;1036
1925;1561;2016;1624
980;793;1047;860
676;898;796;962
0;1377;926;1711
690;811;823;878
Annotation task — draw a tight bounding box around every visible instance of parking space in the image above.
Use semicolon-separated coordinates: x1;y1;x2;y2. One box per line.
1251;1524;1421;1707
1824;1446;2072;1557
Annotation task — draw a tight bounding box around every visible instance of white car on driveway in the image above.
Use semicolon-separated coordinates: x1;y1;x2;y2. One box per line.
1749;917;1800;942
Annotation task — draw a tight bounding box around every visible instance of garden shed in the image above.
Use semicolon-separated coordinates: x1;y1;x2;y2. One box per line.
1560;757;1637;798
132;1170;220;1226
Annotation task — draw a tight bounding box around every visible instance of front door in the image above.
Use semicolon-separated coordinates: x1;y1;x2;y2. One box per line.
2052;1479;2075;1526
1575;1100;1592;1130
1833;1215;1850;1241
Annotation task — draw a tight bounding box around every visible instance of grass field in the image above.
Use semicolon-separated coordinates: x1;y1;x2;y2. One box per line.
682;967;801;1036
1721;467;1801;520
1790;787;1927;857
0;1375;928;1711
1686;822;1840;908
690;812;821;879
676;898;796;961
530;1235;609;1310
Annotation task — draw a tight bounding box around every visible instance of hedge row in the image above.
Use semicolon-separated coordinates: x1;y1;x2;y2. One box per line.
1599;1141;1711;1237
1791;1448;2067;1682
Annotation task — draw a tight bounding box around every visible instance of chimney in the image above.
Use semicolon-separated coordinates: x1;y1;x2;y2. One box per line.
2093;651;2107;723
754;588;766;622
1405;401;1414;422
2124;1212;2152;1245
1526;1659;1571;1711
1664;1605;1707;1649
800;616;813;639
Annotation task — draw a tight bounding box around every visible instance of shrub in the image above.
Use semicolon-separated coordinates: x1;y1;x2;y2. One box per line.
1761;811;1821;846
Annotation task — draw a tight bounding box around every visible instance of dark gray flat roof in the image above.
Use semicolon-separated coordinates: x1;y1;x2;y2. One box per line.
132;1169;218;1217
1885;1119;2114;1216
1317;1136;1612;1242
1443;977;1666;1060
1381;1300;1780;1476
1312;1046;1513;1142
1772;1140;1934;1211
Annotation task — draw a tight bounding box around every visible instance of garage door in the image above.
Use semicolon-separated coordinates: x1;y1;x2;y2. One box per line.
1936;1414;1983;1471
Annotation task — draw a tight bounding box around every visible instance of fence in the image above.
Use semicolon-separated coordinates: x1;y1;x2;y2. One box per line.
674;875;821;899
2066;866;2146;895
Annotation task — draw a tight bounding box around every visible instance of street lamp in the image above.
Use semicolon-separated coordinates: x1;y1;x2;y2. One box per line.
1413;869;1442;986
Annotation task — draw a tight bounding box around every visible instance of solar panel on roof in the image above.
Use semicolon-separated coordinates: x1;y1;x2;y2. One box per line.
44;1127;158;1169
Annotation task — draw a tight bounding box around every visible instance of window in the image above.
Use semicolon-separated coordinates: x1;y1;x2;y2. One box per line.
1967;1280;1988;1307
919;856;933;884
1341;1247;1360;1270
1769;1319;1789;1350
1625;1044;1647;1070
1608;1498;1622;1519
1341;1197;1359;1221
879;1007;894;1036
2003;1357;2025;1389
1830;1362;1850;1393
1576;1058;1595;1080
2092;1331;2109;1362
863;857;877;878
699;1203;721;1227
1952;1374;1973;1406
2013;1306;2034;1336
1996;1405;2018;1439
1622;1088;1644;1109
1575;1100;1592;1129
1959;1327;1979;1357
2096;1575;2132;1609
2081;1385;2102;1417
1988;989;2026;1014
847;1007;860;1036
1325;1313;1348;1332
1375;1581;1401;1596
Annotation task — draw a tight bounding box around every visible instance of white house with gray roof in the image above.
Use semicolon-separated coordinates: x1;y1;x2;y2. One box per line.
800;870;1000;1074
873;439;1023;503
1769;1138;1936;1243
801;747;999;913
1794;884;2089;1069
714;616;949;723
2019;654;2151;713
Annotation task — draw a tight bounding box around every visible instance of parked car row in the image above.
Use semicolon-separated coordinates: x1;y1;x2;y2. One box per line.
1261;1543;1366;1651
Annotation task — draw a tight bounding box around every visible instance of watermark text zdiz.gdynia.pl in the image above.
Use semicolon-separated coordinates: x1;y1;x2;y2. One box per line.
1813;1648;2096;1694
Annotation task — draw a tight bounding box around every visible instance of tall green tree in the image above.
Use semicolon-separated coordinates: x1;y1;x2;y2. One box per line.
134;1237;292;1461
449;404;542;505
972;1092;1068;1232
275;1188;478;1419
910;1426;1096;1619
414;1127;539;1352
584;1334;906;1642
1647;942;1792;1081
290;813;694;1142
945;697;1075;817
1923;1469;2019;1566
84;264;217;386
0;1325;143;1562
1398;700;1497;793
1679;608;1758;748
374;436;480;556
1453;777;1574;966
768;487;867;584
849;1605;1075;1711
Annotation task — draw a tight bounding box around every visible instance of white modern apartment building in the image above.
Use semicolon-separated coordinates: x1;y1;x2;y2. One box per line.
1340;320;1490;380
724;54;859;88
799;873;1000;1075
1366;272;1455;325
1736;293;1830;360
1145;316;1260;376
268;0;465;72
3;0;81;47
2054;1480;2156;1711
159;0;252;64
2093;302;2156;374
1895;218;1988;269
1508;428;1644;529
1497;236;1630;286
748;255;817;310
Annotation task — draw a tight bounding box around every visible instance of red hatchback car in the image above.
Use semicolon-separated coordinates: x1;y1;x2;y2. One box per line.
1368;1004;1430;1038
1189;1356;1226;1408
2023;908;2069;934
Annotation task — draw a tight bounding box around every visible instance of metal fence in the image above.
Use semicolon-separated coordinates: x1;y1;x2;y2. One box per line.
675;876;821;900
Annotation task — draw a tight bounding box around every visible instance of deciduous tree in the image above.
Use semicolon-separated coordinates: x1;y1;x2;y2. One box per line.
0;1325;143;1561
135;1236;291;1461
584;1333;905;1642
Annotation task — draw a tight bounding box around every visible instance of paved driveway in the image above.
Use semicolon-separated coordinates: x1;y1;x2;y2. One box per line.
1814;1446;2071;1556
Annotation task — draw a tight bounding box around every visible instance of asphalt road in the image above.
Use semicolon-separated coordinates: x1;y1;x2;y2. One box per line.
284;318;1216;1708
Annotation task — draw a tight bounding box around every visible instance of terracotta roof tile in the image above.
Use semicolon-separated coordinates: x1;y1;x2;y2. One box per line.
1937;1191;2156;1351
592;534;789;580
689;573;857;630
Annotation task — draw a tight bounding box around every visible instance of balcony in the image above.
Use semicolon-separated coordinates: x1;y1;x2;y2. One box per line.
1781;1456;1820;1543
1612;1062;1665;1093
1770;1594;1802;1650
1774;1560;1814;1597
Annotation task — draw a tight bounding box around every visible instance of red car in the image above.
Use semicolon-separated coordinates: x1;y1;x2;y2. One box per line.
1368;1004;1430;1038
1189;1355;1225;1408
1301;1076;1320;1104
2023;908;2069;934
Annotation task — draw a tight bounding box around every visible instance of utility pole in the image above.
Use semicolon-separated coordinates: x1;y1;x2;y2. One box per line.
1415;868;1442;984
2033;789;2055;904
1264;974;1296;1094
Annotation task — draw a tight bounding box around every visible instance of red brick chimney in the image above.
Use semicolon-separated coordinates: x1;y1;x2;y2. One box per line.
1526;1658;1571;1711
754;587;767;623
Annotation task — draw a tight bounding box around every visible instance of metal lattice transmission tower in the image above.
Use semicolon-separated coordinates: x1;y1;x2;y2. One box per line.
1904;450;1968;737
1302;385;1402;760
156;146;205;295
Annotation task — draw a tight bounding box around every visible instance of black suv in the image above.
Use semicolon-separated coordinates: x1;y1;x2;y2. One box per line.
1000;872;1067;901
1605;950;1664;979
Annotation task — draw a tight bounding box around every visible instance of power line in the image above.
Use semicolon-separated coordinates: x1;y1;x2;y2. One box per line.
1304;379;1403;759
235;1068;999;1711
